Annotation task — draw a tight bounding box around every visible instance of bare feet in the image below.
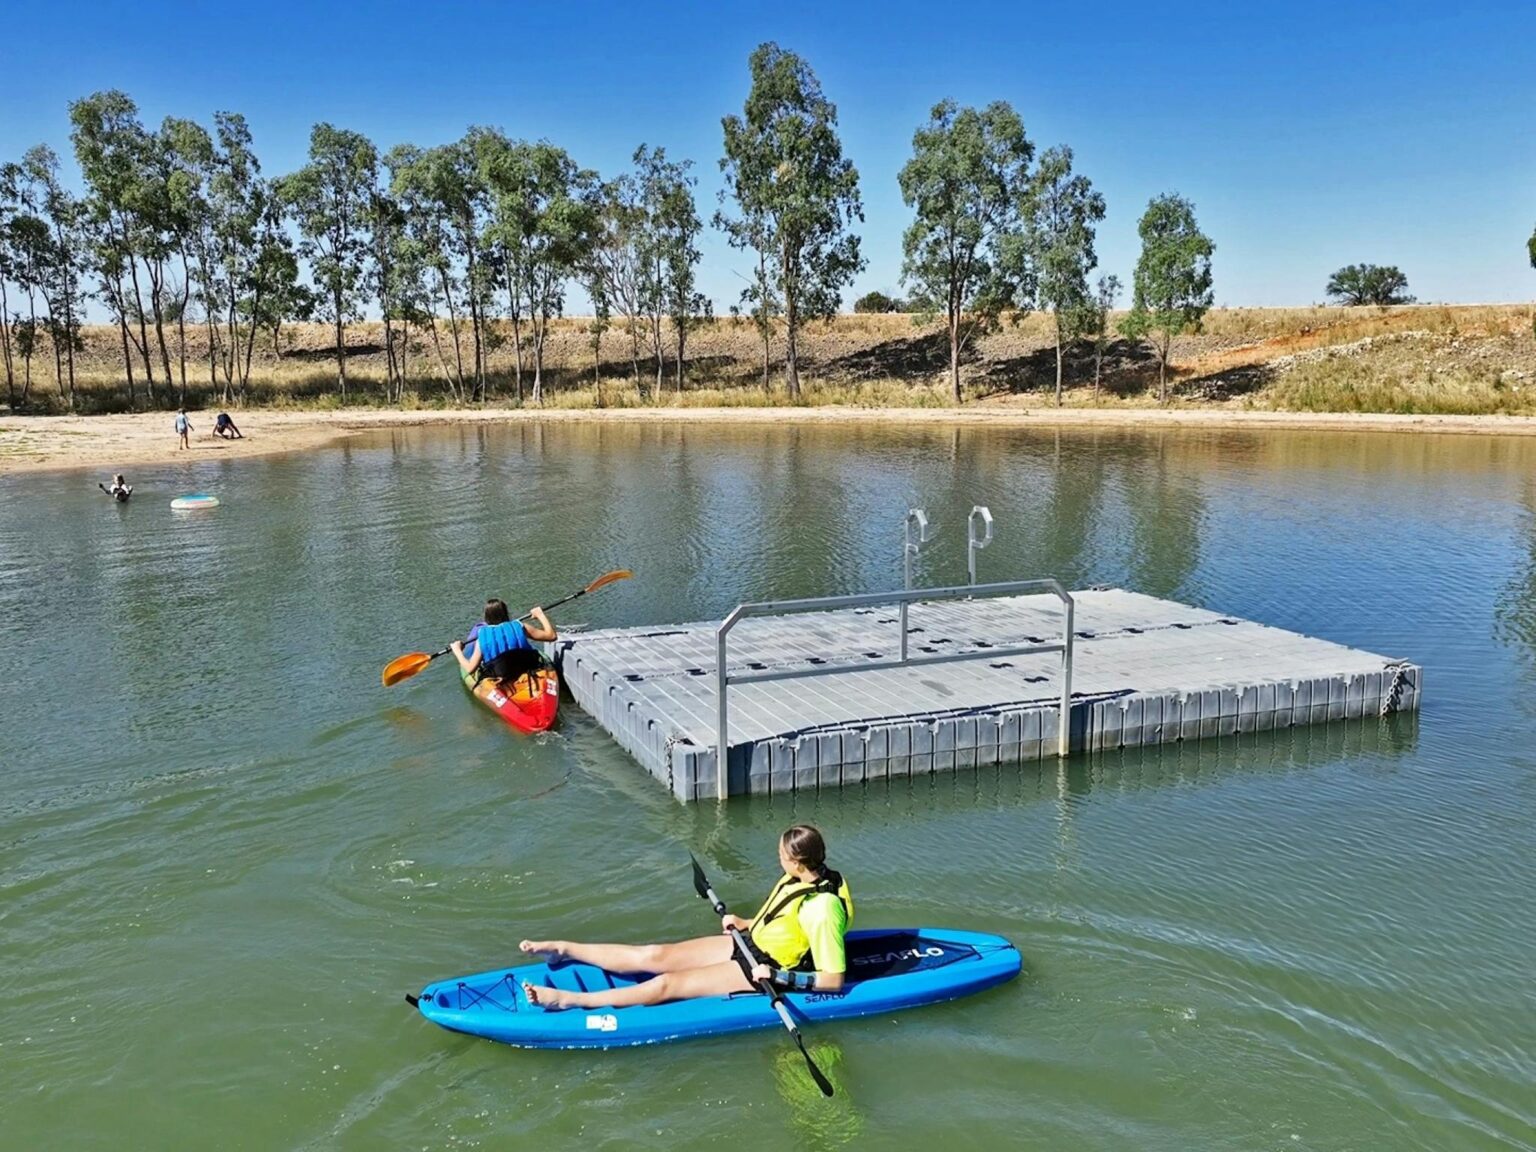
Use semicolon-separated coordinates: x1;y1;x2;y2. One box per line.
519;939;567;962
522;981;575;1010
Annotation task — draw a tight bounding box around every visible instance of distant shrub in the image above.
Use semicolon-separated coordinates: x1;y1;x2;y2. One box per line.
854;290;905;314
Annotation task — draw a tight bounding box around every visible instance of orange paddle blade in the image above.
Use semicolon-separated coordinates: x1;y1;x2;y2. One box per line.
382;652;434;687
584;569;633;594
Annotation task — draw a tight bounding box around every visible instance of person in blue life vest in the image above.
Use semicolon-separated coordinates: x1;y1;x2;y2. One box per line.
519;824;852;1010
451;597;556;684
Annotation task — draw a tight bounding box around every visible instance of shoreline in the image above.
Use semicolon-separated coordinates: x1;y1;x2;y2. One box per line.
7;404;1536;476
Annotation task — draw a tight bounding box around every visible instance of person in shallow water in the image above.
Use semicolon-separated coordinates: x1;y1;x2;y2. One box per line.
104;474;132;501
451;598;555;684
520;824;853;1010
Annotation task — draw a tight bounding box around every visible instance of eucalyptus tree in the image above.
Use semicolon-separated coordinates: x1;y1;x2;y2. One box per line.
718;43;863;397
1085;274;1121;397
1122;193;1214;402
479;137;597;404
0;176;15;406
0;150;85;408
25;147;85;409
899;99;1034;403
70;90;157;400
209;114;278;400
159;117;217;400
279;124;377;398
586;171;647;391
0;162;47;405
727;235;779;390
389;143;470;401
634;146;707;392
408;135;493;397
1324;264;1413;306
474;130;531;398
364;182;410;400
244;188;310;382
1023;145;1105;405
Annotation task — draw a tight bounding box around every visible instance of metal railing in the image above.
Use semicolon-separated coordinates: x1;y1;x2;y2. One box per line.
713;577;1075;800
967;506;994;585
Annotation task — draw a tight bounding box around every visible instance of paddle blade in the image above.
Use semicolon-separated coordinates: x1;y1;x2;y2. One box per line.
689;853;711;901
382;652;433;687
584;569;633;594
796;1035;836;1098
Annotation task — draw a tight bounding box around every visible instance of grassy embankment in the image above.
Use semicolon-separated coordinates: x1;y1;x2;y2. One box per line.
6;304;1534;416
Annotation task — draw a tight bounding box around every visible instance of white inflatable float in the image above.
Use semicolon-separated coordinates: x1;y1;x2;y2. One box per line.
170;493;220;510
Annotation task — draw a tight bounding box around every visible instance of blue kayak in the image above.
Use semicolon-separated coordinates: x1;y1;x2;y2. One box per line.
408;928;1020;1049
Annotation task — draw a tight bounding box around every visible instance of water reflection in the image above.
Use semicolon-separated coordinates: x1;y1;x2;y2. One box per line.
1495;479;1536;673
737;714;1420;824
771;1040;864;1149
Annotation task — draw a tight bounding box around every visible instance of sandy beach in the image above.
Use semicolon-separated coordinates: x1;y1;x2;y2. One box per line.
7;404;1536;477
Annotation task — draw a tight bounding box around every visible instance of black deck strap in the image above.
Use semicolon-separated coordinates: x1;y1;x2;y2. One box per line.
405;993;419;1007
451;974;520;1013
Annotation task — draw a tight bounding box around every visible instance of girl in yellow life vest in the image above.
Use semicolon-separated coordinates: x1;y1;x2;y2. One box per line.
519;825;851;1011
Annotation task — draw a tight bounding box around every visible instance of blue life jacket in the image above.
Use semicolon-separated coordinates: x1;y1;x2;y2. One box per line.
477;620;531;663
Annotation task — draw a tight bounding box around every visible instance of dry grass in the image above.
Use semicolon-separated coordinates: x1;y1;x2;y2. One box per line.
4;303;1533;415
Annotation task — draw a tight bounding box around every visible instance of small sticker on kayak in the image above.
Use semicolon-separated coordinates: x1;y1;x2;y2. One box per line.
585;1014;618;1032
487;690;508;706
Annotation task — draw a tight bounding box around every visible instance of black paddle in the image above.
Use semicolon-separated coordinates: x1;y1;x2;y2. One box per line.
689;852;835;1098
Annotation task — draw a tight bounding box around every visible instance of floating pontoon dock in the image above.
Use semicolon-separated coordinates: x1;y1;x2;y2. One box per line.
553;581;1421;803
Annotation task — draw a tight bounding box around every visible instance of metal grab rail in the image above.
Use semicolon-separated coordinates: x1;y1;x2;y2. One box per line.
713;578;1075;800
967;506;994;586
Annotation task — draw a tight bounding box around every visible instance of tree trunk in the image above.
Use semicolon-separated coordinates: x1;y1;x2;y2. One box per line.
437;267;465;402
760;320;770;391
148;262;175;398
0;278;13;408
50;313;65;407
466;248;484;403
651;312;664;397
1054;315;1064;407
502;250;524;403
333;285;347;400
675;319;686;392
126;257;156;402
398;320;411;397
628;317;642;394
1157;333;1169;404
176;250;192;403
426;315;456;399
22;288;37;403
115;307;136;408
529;293;547;405
383;314;398;403
948;308;962;404
780;240;800;398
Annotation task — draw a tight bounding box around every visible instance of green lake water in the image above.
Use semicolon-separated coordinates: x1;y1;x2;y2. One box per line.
2;422;1534;1150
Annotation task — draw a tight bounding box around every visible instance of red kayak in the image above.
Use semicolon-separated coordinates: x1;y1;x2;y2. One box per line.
459;664;560;734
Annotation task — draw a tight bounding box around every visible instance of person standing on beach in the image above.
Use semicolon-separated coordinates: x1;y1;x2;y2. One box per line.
175;409;192;450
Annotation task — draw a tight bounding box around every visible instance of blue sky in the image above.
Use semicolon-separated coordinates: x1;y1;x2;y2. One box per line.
2;0;1533;310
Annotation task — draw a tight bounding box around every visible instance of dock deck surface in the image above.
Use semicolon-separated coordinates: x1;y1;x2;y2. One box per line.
554;589;1421;801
